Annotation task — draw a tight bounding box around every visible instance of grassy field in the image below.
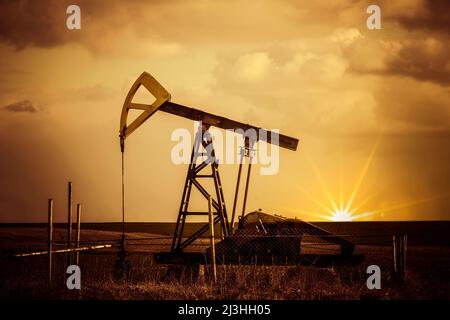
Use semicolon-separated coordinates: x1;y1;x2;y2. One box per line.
1;226;449;300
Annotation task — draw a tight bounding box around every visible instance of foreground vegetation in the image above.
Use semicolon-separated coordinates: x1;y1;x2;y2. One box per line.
1;228;449;299
2;249;449;300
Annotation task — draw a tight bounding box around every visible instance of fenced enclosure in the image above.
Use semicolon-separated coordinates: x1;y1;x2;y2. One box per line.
2;213;411;285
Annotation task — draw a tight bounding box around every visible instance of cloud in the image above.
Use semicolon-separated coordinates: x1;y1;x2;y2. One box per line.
1;100;39;113
0;0;68;49
330;28;363;46
0;0;302;53
332;1;450;86
346;36;450;86
0;1;384;56
383;38;450;86
234;52;273;81
384;0;450;34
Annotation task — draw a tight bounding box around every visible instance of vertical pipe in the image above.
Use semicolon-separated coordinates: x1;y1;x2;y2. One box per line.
67;181;72;266
231;147;244;232
399;234;407;280
241;160;252;217
48;199;53;282
208;195;217;283
241;142;254;218
75;204;81;265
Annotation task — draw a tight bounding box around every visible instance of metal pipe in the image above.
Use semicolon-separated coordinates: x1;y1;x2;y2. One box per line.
15;244;113;258
48;199;53;282
75;203;81;265
231;148;244;232
241;149;253;217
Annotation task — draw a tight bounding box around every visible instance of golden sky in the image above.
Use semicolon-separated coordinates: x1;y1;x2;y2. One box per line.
0;0;449;222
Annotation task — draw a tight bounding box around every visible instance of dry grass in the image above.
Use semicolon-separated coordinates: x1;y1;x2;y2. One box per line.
0;256;371;299
2;250;446;300
1;228;449;300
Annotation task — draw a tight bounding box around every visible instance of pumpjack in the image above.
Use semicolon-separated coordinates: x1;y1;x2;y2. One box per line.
119;72;363;267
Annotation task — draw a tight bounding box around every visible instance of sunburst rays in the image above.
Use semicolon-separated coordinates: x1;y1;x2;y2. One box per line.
285;124;447;221
290;133;444;221
298;146;378;221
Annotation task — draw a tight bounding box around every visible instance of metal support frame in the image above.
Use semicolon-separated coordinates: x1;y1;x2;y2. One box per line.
171;125;231;252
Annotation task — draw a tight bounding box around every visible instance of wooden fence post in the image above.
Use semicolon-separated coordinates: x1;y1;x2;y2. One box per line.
400;234;407;278
393;234;407;282
75;203;81;265
67;182;73;266
208;195;217;283
48;199;53;282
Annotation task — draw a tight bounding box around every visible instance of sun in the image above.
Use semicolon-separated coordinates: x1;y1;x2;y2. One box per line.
330;209;353;221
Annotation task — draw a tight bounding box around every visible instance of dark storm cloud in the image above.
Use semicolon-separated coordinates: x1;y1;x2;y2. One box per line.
343;1;450;86
0;0;117;49
0;0;294;51
2;100;39;113
389;0;450;34
383;39;449;86
347;37;450;86
0;0;68;49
